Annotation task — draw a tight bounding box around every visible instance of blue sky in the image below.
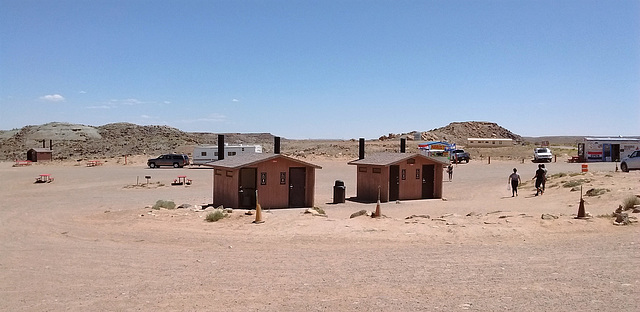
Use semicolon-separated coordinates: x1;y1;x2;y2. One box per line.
1;0;638;139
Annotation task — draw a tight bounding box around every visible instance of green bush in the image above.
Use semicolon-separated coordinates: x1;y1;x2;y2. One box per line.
622;195;640;210
152;200;176;210
205;209;226;222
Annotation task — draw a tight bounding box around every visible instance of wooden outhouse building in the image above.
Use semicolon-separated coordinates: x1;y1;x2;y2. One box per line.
206;153;321;209
348;148;448;203
26;148;52;162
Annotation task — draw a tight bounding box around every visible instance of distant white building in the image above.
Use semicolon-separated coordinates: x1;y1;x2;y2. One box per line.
466;138;513;147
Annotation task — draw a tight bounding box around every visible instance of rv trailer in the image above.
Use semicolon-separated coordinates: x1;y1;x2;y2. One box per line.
192;145;263;165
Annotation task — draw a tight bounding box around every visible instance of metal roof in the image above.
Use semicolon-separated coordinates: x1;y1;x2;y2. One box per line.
348;152;448;166
584;137;640;142
467;138;513;141
28;148;52;152
203;153;321;169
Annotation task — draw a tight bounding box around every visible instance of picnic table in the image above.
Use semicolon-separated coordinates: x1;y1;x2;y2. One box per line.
172;175;192;186
14;160;32;166
35;174;54;183
567;156;581;163
86;160;103;167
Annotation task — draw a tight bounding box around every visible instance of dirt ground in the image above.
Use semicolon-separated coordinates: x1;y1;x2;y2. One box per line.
1;156;639;311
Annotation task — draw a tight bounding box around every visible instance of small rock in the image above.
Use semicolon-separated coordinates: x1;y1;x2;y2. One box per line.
405;214;430;220
615;205;623;214
177;203;192;209
613;213;630;226
541;214;558;220
224;208;233;213
350;210;368;218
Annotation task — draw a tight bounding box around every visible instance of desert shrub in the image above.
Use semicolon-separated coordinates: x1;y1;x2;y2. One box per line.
563;180;582;188
205;209;226;222
569;172;583;177
152;200;176;210
622;195;640;209
563;179;591;188
550;172;567;178
585;188;609;197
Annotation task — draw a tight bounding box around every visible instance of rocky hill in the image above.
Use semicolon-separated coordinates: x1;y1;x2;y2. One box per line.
380;121;523;145
0;122;275;161
0;121;526;161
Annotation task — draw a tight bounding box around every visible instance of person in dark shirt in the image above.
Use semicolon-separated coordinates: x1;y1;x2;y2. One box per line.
532;164;546;196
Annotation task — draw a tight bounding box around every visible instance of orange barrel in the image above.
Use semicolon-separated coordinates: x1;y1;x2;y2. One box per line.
581;164;588;172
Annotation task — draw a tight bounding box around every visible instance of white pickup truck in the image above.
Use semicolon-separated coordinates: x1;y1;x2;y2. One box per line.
533;148;553;163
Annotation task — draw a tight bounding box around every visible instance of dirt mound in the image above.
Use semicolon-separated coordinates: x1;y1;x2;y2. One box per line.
380;121;523;145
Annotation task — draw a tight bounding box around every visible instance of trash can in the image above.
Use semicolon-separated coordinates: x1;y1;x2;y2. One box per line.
333;180;346;204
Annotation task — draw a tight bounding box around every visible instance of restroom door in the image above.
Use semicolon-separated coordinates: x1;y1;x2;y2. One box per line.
238;168;257;208
289;167;306;207
422;164;435;199
389;165;400;201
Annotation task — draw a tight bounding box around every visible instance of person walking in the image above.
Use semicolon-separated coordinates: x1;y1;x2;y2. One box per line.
540;164;548;191
447;163;453;181
532;164;546;196
508;168;521;197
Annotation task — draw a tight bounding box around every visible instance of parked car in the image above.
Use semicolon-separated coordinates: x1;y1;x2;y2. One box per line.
147;154;190;168
451;149;470;163
533;148;553;163
620;150;640;172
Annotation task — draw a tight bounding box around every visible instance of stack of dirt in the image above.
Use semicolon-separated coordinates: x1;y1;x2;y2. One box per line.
379;121;523;145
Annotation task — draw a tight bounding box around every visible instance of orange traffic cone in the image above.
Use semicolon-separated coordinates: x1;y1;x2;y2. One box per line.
253;189;264;224
576;186;586;219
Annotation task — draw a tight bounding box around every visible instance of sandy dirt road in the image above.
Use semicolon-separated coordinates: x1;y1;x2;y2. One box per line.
1;158;638;311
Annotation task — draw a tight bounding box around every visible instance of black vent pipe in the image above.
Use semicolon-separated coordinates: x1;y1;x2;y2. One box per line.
218;135;224;160
274;136;281;154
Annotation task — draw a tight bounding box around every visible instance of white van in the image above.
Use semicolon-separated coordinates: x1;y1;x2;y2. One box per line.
192;145;262;165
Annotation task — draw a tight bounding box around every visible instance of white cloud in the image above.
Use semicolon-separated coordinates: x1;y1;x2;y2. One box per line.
140;114;152;119
122;98;143;105
39;94;65;102
79;91;87;94
180;113;228;123
232;99;239;102
86;105;111;109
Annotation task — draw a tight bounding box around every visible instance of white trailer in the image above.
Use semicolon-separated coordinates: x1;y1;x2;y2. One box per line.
192;145;262;165
581;137;640;162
